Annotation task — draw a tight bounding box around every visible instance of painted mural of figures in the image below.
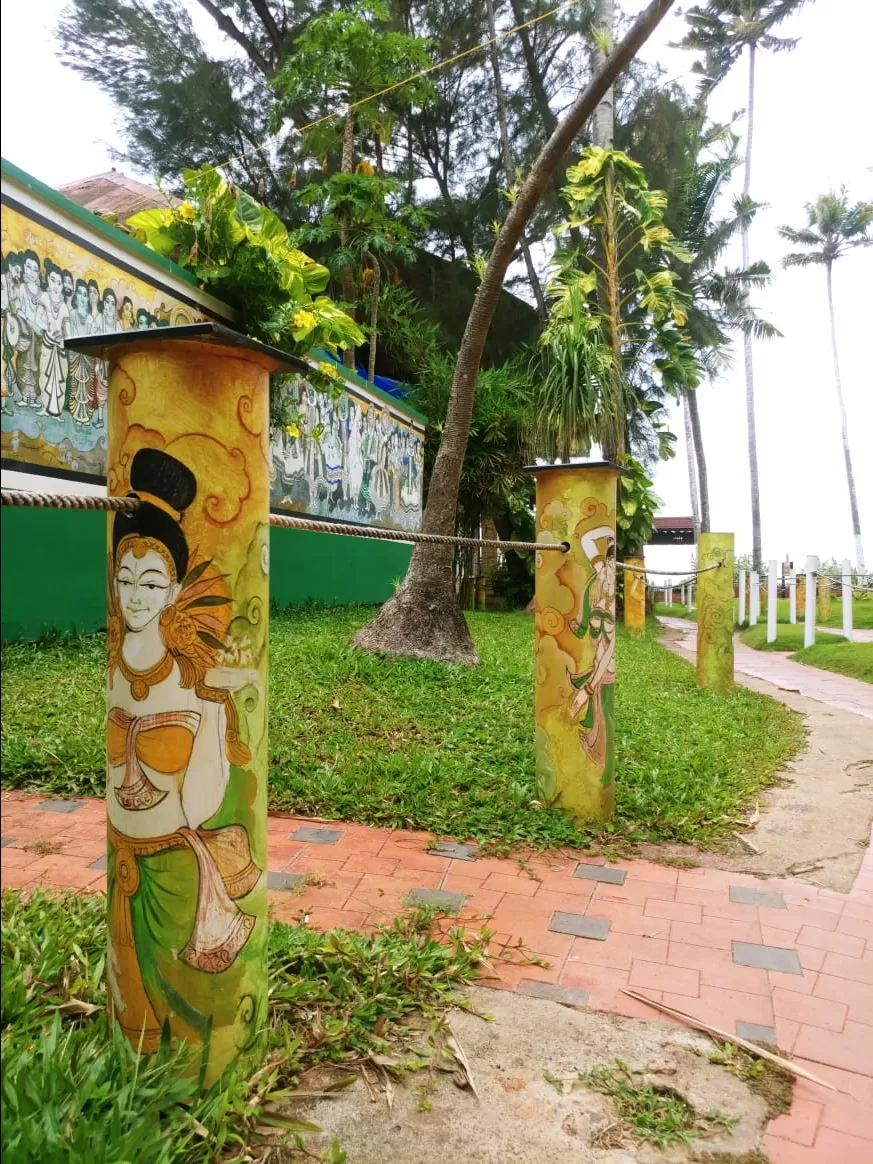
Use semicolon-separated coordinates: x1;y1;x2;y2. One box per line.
345;398;363;506
35;262;69;418
369;409;393;516
15;250;43;407
106;448;260;1050
567;525;616;775
120;297;136;330
90;287;119;428
66;278;95;424
1;255;22;414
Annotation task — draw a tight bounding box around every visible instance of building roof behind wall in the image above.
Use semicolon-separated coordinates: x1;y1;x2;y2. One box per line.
59;170;179;220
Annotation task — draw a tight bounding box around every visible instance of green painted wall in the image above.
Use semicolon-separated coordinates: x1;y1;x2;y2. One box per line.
1;507;411;641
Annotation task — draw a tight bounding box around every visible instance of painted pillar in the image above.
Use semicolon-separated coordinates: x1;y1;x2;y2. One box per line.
804;555;818;648
767;560;778;643
817;574;832;623
531;462;619;823
788;570;797;624
624;555;646;637
738;567;746;627
842;558;854;642
67;324;302;1085
696;533;735;695
796;576;806;619
749;571;759;626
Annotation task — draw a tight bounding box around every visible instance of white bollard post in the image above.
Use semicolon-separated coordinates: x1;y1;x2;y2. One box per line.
664;581;670;608
788;569;797;624
842;558;854;643
749;571;759;626
687;581;693;613
767;559;777;643
804;555;817;648
738;568;746;626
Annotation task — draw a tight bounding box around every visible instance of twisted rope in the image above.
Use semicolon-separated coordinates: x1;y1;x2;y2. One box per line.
633;563;723;577
0;489;565;554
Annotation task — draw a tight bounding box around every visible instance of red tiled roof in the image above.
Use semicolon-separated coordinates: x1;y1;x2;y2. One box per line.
653;516;694;530
58;170;179;220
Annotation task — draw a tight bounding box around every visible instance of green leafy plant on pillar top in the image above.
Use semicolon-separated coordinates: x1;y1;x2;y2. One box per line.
126;165;363;426
617;455;662;560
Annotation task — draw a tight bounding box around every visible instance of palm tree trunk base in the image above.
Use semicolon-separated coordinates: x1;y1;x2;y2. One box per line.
352;580;480;665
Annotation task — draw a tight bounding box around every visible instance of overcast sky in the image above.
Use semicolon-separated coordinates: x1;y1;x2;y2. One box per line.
2;0;870;574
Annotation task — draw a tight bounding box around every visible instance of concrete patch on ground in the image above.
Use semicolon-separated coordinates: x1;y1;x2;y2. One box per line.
656;626;873;892
286;987;770;1163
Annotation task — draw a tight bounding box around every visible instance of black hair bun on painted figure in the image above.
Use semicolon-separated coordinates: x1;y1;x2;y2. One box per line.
113;449;197;582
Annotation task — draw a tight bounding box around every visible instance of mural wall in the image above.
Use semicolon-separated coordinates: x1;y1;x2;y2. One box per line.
1;175;425;533
1;202;210;478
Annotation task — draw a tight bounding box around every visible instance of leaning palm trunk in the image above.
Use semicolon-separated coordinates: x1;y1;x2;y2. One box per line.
352;0;675;664
591;0;615;148
683;395;701;540
365;252;380;385
340;114;358;370
742;43;762;570
826;262;865;572
686;388;710;533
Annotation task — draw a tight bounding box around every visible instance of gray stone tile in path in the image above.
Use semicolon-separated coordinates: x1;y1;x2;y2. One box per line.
291;826;344;845
427;841;480;861
729;885;786;909
37;800;85;813
549;912;611;941
517;980;590;1006
406;888;466;912
732;941;801;975
268;871;306;892
88;855;108;870
735;1021;777;1047
1;838;13;847
573;864;627;886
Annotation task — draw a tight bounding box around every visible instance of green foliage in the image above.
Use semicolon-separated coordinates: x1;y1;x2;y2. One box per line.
530;147;702;463
680;2;811;93
584;1060;737;1148
790;641;873;684
740;624;845;652
1;889;487;1163
1;610;804;849
780;187;873;269
126;167;363;364
617;455;662;559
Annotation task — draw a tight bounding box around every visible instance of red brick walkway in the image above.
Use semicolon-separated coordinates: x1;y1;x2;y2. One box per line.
2;791;871;1162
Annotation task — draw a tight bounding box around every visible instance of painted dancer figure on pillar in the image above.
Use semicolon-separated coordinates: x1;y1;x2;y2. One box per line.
567;526;616;776
106;447;261;1054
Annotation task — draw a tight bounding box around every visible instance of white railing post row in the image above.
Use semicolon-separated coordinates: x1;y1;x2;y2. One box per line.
804;555;818;648
664;581;670;607
788;569;796;624
749;571;759;626
687;581;693;613
767;560;777;643
738;567;746;626
842;558;854;643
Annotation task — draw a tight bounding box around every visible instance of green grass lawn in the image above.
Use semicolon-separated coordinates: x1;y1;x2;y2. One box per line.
0;888;486;1164
790;641;873;684
737;595;873;630
0;608;804;849
653;602;695;618
739;623;846;652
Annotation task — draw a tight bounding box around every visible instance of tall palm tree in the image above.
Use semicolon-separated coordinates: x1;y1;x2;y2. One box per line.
681;0;809;568
780;190;873;573
667;119;779;533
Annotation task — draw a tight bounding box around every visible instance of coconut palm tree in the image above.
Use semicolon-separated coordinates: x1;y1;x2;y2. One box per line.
780;190;873;573
681;0;809;568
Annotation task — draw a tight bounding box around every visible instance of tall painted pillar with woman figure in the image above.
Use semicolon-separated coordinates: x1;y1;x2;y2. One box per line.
695;532;735;695
66;323;307;1084
529;462;619;824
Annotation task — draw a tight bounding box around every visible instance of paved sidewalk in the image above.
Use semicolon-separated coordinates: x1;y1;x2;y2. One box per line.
2;790;872;1162
659;616;873;720
819;626;873;644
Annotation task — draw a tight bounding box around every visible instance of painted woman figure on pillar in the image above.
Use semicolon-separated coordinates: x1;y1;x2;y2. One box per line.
106;447;262;1063
568;526;616;781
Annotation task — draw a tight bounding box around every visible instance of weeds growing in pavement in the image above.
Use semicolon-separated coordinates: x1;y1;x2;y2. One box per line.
1;889;489;1163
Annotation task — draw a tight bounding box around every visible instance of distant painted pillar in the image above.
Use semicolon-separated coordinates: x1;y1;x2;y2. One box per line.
530;461;619;823
788;569;797;624
696;532;735;695
67;323;302;1085
738;568;746;626
796;575;806;620
804;555;818;648
842;558;854;642
767;560;778;644
749;571;760;626
624;555;646;637
817;574;832;623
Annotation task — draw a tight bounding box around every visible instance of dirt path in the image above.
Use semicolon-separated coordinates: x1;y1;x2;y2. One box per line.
655;617;873;892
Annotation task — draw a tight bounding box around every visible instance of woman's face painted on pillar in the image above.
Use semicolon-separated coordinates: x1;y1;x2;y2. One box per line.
116;548;177;632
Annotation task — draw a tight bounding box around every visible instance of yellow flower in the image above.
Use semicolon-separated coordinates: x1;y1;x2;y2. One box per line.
178;202;196;221
317;361;338;378
292;309;316;331
285;422;300;438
